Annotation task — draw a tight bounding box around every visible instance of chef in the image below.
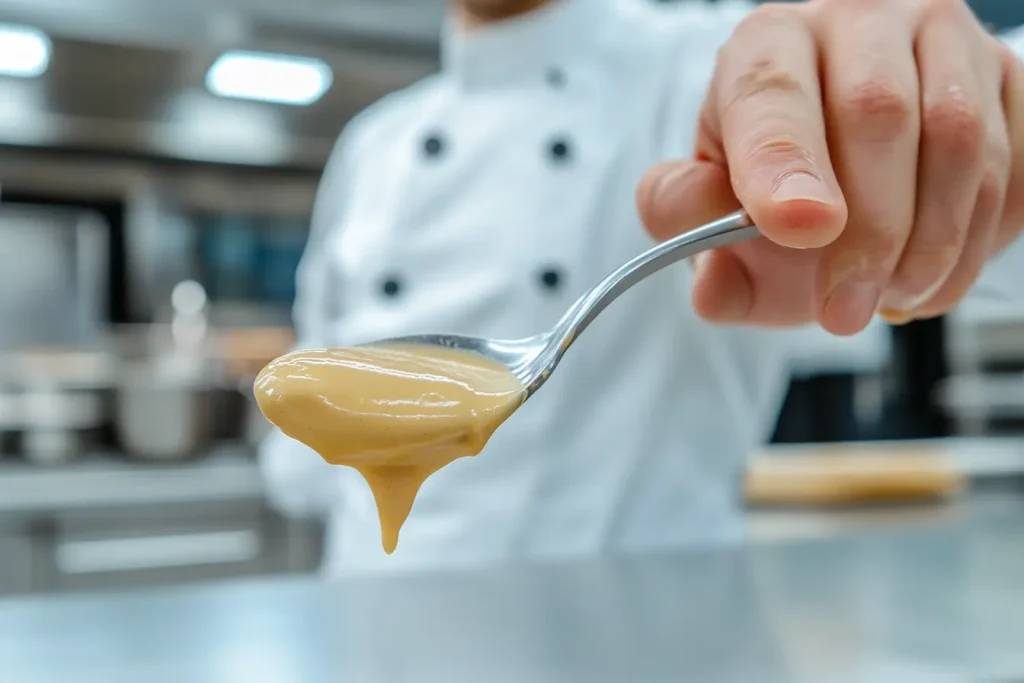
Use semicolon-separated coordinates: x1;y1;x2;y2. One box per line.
260;0;1024;575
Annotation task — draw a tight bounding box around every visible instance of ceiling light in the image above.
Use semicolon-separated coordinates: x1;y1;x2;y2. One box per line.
205;50;332;106
0;24;50;78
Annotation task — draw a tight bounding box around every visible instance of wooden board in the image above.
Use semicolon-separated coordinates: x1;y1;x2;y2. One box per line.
744;447;966;506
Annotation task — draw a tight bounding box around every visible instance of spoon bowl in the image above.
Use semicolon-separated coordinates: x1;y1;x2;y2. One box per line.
365;211;758;401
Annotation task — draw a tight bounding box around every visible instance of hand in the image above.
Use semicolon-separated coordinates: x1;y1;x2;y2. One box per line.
637;0;1024;334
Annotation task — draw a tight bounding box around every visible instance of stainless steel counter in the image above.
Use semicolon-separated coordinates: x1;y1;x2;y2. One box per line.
0;447;322;597
1;500;1023;682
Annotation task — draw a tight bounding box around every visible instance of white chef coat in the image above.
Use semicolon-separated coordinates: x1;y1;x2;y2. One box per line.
260;0;1024;576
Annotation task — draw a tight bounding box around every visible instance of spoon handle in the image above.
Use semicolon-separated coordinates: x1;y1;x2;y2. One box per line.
554;210;758;344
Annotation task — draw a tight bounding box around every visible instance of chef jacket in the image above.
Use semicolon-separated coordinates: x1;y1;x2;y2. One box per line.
260;0;1024;575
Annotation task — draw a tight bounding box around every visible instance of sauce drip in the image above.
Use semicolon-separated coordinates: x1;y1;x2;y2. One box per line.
254;345;524;554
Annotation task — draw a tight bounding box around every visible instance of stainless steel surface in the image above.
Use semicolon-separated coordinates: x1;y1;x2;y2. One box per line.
0;205;108;352
0;447;323;596
0;530;33;595
375;211;758;400
0;0;446;55
0;500;1022;682
0;446;262;517
115;376;215;460
113;313;231;460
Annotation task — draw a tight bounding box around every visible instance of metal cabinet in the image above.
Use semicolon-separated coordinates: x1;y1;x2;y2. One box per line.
0;525;33;595
26;502;322;595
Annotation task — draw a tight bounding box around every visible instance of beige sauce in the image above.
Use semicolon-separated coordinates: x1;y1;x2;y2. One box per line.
254;345;524;554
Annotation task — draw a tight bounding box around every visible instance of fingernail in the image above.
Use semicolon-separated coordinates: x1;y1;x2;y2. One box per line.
825;278;881;330
771;171;834;205
879;309;916;326
879;292;920;315
880;283;943;316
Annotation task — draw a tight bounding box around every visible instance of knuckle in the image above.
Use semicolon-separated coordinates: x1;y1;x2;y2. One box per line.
864;227;904;267
723;58;807;116
742;136;814;171
922;94;985;160
837;225;904;277
835;79;914;143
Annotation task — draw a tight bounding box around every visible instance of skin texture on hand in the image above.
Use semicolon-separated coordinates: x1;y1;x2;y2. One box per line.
638;0;1024;335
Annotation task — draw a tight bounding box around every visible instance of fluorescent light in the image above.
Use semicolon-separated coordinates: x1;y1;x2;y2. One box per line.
0;24;50;78
205;50;332;105
155;91;291;165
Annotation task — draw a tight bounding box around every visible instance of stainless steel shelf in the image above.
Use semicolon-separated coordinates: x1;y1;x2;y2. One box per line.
0;445;263;518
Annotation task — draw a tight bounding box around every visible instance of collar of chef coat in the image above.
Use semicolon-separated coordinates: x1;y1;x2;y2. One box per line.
441;0;614;88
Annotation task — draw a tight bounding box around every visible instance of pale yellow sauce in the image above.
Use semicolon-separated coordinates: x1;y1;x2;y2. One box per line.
254;345;524;554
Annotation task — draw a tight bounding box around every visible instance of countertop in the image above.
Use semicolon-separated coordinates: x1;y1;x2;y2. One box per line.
1;497;1023;682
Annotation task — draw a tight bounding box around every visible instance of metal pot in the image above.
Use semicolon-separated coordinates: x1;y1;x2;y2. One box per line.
114;356;215;461
0;349;114;465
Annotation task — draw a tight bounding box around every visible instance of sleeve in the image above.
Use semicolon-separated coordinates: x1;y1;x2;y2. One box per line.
256;127;357;519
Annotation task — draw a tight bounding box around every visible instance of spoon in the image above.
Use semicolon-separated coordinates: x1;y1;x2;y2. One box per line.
367;210;758;400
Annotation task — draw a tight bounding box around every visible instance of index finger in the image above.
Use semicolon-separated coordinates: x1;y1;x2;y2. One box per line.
710;6;847;248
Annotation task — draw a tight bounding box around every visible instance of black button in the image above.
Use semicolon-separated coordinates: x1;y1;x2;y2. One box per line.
548;138;571;163
545;68;566;88
538;268;563;291
381;277;403;298
422;134;445;158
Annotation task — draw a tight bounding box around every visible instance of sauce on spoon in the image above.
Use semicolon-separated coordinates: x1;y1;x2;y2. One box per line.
254;345;524;554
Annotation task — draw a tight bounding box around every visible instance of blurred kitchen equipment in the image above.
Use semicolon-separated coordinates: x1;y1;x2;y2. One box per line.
0;205;109;351
19;387;107;466
199;215;259;303
218;326;294;380
0;348;115;465
254;217;307;306
367;211;757;401
116;359;214;461
745;445;965;506
0;203;113;463
114;281;218;461
218;325;294;447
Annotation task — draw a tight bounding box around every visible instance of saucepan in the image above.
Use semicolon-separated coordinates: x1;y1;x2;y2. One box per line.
111;324;294;460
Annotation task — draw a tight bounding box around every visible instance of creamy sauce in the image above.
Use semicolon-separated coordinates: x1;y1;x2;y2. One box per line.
254;345;524;554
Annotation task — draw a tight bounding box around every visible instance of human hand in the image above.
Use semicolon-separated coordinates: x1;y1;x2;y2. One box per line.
638;0;1024;334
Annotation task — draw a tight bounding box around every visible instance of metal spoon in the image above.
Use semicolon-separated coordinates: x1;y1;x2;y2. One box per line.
367;210;758;401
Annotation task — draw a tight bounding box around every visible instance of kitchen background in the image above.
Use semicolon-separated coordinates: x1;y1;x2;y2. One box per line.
1;0;1023;598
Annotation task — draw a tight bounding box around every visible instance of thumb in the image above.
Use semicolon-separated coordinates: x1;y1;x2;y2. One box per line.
637;160;741;241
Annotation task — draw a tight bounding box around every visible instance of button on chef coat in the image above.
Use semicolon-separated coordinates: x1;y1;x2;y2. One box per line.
259;0;1024;576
